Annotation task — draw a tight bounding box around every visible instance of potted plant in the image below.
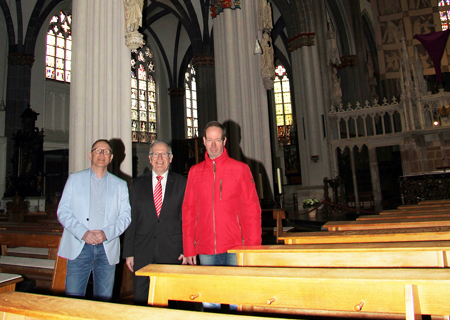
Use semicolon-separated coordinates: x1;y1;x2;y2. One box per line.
302;198;320;209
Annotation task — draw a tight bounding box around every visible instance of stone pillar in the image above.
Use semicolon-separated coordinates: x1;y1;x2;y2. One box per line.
168;87;185;141
213;4;273;195
368;146;382;211
192;55;217;132
70;0;131;180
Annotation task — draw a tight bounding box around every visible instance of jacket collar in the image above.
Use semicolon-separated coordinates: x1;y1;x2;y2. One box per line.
205;147;229;165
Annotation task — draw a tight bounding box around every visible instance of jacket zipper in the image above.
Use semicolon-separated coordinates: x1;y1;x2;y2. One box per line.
220;179;222;201
236;213;244;246
213;161;217;254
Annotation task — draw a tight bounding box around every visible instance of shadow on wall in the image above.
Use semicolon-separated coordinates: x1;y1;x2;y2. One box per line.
108;138;131;185
223;120;273;201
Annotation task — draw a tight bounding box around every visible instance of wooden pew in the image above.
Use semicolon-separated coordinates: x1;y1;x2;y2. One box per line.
136;264;450;319
0;230;66;294
278;226;450;245
357;211;450;220
419;199;450;205
228;241;450;268
0;292;271;320
323;216;450;231
0;274;22;294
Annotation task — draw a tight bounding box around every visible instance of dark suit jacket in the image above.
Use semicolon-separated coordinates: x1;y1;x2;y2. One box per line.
123;170;187;270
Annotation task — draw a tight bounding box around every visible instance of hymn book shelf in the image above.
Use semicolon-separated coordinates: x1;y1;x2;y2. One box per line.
136;264;450;319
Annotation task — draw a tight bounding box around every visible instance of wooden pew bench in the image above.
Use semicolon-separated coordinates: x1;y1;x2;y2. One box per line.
323;216;450;231
0;292;270;320
0;274;22;294
0;230;66;294
228;241;450;268
358;211;450;220
419;199;450;205
136;264;450;319
278;226;450;244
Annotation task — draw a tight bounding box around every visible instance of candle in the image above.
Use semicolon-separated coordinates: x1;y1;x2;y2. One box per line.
277;168;282;194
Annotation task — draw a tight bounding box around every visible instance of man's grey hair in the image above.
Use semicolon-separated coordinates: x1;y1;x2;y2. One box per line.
149;140;173;155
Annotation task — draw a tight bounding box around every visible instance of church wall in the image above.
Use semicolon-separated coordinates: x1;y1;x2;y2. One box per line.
30;3;71;150
0;16;7;107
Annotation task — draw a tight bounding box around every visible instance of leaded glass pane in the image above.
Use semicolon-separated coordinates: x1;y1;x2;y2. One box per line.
132;110;138;120
131;79;137;88
140;132;148;143
45;11;71;82
274;81;282;93
140;111;147;121
185;62;198;138
284;104;292;114
277;115;284;126
273;65;294;147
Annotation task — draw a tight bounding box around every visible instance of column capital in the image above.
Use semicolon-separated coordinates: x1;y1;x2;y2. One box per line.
8;53;35;67
192;55;215;67
210;0;241;18
288;32;315;52
168;87;184;97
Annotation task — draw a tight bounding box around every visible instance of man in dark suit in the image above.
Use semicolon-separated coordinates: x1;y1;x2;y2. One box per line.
123;140;187;305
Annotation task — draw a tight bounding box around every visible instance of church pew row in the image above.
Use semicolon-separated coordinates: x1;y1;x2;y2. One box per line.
357;211;450;220
0;274;22;294
0;230;66;294
136;264;450;319
0;292;272;320
227;241;450;268
418;199;450;205
278;226;450;245
322;216;450;231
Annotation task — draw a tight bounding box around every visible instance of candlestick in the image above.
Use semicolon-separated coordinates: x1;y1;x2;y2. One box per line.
277;168;282;194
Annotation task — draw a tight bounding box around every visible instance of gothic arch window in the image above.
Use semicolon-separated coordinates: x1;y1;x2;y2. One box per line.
274;65;293;148
439;1;450;30
185;63;198;138
131;46;156;144
46;11;72;82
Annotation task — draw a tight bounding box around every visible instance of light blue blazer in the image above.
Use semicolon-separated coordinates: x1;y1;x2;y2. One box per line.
57;168;131;265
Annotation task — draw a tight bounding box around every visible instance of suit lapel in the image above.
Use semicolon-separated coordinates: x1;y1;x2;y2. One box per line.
160;171;174;216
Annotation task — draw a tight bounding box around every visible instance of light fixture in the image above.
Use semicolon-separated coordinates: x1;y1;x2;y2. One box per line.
254;39;262;55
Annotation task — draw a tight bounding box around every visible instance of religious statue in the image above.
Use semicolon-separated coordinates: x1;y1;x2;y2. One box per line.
332;66;343;106
258;0;273;32
261;32;275;90
123;0;143;33
123;0;145;50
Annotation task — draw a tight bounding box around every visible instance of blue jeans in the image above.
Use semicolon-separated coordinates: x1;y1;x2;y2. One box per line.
198;253;237;312
66;244;116;301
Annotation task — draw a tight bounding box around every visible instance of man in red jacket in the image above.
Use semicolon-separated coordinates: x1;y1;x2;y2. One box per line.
182;121;261;269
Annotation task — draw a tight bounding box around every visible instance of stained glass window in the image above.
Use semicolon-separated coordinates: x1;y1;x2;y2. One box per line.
439;1;450;30
131;46;156;144
46;11;72;82
274;65;293;148
185;63;198;138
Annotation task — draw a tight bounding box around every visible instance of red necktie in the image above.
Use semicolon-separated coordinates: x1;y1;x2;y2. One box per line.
154;176;163;217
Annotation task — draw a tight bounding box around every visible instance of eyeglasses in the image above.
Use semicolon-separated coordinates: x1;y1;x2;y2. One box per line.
149;152;170;158
92;148;112;155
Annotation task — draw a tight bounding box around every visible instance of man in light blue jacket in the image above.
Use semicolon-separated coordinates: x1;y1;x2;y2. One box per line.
57;139;131;301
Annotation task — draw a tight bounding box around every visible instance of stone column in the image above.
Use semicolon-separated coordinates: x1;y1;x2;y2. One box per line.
349;147;360;209
192;55;217;132
368;146;382;211
70;0;131;180
213;3;273;196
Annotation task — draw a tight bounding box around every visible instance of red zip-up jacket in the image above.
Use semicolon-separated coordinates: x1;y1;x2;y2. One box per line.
182;148;261;257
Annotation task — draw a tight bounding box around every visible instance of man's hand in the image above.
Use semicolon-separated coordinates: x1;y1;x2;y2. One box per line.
185;256;197;265
126;256;134;272
82;231;100;245
92;230;107;243
178;254;188;265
